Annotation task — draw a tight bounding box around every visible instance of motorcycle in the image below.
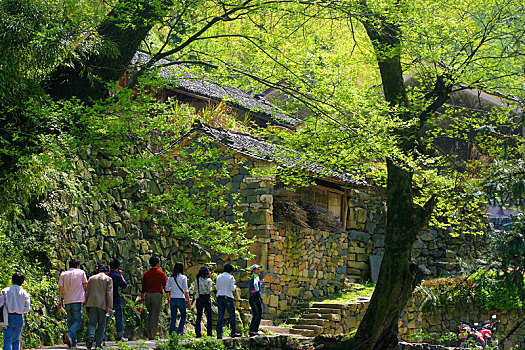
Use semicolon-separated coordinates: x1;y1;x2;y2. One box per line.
458;314;499;348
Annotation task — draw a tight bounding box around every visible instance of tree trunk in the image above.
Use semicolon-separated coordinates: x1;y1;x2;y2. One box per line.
336;11;436;350
337;160;430;350
44;0;171;102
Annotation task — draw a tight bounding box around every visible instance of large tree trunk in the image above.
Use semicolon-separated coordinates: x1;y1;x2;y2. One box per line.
336;11;436;350
43;0;171;102
338;160;433;350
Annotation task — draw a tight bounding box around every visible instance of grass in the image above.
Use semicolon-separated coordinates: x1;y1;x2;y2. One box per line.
312;282;375;305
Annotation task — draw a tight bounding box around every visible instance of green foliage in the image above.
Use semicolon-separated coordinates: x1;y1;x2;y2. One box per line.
417;271;524;314
156;334;226;350
406;330;456;346
315;283;375;305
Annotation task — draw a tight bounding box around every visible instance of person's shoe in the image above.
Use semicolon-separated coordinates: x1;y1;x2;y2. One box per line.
64;333;73;348
86;336;94;350
116;337;128;342
230;332;241;338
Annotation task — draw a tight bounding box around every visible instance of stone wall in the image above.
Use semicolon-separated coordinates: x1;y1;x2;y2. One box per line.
47;139;490;316
344;188;488;279
47;152;214;296
262;225;369;317
400;296;525;349
294;294;523;349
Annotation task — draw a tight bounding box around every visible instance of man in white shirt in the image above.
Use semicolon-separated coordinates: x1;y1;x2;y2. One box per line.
58;259;88;347
1;272;31;350
215;263;240;339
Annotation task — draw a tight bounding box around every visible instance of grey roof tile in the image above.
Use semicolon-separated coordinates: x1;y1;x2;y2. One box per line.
175;122;368;186
131;51;303;129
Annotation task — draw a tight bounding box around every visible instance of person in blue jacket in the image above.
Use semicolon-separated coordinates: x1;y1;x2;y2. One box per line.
248;264;263;336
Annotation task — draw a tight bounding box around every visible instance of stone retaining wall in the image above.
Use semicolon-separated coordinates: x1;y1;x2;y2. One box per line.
295;295;523;349
48;142;490;316
400;296;525;349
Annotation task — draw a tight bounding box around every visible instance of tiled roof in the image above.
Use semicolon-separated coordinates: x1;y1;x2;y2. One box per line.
175;122;369;187
131;51;303;129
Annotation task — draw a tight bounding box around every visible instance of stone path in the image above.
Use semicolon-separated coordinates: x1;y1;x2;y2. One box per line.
28;320;297;350
29;339;159;350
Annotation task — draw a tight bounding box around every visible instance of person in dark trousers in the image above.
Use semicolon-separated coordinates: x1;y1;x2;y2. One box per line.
85;264;113;350
106;259;128;341
248;264;263;336
165;262;191;335
215;263;240;339
194;266;213;338
140;255;168;340
1;272;31;350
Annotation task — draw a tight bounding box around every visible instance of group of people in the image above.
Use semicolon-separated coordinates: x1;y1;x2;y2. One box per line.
53;255;264;350
1;255;264;350
58;258;127;350
141;255;264;340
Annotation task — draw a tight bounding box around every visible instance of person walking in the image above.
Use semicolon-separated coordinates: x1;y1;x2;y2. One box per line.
85;264;113;350
0;272;31;350
215;263;240;339
58;258;88;348
248;264;263;336
165;262;191;335
194;266;213;338
140;255;168;340
106;259;128;341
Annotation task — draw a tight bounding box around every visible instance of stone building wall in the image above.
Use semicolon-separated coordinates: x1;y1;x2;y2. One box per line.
262;225;369;317
48;139;489;316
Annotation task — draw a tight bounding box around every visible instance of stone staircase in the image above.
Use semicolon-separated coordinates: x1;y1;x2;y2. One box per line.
285;297;371;337
260;319;293;335
286;302;345;337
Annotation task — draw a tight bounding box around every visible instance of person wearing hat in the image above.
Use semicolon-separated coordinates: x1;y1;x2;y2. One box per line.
248;264;263;336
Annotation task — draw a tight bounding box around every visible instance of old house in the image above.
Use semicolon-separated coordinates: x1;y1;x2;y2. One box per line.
124;51;304;131
108;52;491;315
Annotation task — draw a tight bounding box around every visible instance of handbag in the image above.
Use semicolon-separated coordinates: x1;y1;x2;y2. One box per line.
0;289;8;328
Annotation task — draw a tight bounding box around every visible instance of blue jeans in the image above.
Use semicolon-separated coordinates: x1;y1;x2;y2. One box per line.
64;303;82;346
104;303;124;339
216;296;236;337
3;313;24;350
169;298;186;335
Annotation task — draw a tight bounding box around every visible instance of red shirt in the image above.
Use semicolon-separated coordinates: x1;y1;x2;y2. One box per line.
142;268;167;293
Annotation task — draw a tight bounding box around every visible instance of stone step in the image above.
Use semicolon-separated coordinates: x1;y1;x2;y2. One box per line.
311;302;347;309
301;313;341;321
292;324;324;335
287;318;330;327
289;328;317;337
260;319;274;327
260;325;292;335
308;308;342;315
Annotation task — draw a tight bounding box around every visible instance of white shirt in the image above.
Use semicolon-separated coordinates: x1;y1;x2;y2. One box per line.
165;274;188;299
216;272;236;298
0;285;31;314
